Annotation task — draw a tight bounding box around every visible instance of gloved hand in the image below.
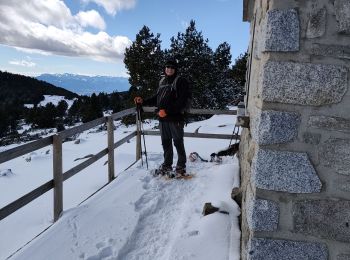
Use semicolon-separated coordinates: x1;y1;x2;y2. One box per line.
158;109;167;118
134;96;143;104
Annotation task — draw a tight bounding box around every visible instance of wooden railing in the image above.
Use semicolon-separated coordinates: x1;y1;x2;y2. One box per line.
0;107;238;223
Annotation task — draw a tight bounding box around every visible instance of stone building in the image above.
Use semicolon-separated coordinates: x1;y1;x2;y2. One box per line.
239;0;350;259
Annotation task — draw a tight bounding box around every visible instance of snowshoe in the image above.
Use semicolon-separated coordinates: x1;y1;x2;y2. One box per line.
152;164;172;176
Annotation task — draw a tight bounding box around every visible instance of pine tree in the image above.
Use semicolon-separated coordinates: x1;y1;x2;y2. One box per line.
110;91;123;113
81;94;103;123
213;42;236;107
230;52;248;94
168;20;216;109
67;99;81;124
124;26;164;103
57;100;68;118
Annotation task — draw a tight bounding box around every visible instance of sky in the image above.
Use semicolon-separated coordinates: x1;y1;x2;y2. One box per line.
0;0;250;77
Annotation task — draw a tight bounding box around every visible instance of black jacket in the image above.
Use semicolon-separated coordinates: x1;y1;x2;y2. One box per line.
144;74;190;122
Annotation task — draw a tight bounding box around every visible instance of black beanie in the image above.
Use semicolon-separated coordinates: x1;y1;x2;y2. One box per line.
165;58;177;68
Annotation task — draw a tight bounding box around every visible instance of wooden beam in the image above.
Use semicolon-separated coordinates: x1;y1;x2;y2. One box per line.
59;117;106;139
0;136;52;164
0;180;54;221
53;135;63;222
143;130;239;140
142;106;237;115
107;117;115;182
63;148;108;181
113;131;137;149
111;107;136;120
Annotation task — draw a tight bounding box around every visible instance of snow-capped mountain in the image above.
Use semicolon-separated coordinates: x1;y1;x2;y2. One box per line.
37;73;130;95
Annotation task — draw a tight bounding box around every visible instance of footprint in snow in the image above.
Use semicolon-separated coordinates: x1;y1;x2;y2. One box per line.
86;246;113;260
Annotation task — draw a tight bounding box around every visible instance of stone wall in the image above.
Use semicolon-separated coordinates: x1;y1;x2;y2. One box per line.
240;0;350;259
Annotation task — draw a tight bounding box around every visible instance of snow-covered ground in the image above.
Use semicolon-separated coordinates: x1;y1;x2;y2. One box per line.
0;113;241;260
24;95;76;109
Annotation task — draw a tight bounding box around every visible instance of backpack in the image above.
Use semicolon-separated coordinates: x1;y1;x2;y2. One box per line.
159;75;192;115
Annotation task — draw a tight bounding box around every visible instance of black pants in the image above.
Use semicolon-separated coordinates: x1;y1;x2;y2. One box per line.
159;121;186;168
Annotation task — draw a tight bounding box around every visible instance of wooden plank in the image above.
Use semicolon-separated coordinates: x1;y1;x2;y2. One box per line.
188;108;237;115
0;180;54;221
63;148;108;181
143;130;239;140
0;136;52;164
142;106;237;115
59;117;106;139
107;117;115;182
111;107;136;120
53;135;63;222
114;131;137;149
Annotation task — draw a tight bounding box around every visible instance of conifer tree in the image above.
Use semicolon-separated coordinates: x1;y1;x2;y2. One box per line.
81;94;103;123
213;42;235;107
57;100;68;118
230;52;248;96
168;20;216;109
124;26;164;103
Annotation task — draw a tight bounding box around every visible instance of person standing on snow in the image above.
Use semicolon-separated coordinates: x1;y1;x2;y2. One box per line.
134;58;191;177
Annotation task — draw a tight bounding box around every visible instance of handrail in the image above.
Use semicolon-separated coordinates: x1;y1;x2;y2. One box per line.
0;106;237;223
142;106;237;115
143;130;238;140
0;136;53;164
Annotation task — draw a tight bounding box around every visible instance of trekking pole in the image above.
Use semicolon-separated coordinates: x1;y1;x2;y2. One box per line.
136;104;143;166
138;106;149;169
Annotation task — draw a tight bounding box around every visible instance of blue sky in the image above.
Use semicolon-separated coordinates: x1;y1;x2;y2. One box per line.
0;0;249;77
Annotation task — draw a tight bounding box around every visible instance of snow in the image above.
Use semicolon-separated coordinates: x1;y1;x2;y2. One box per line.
0;113;241;260
24;95;76;109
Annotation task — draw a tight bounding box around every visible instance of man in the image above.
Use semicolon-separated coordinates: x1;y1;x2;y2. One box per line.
134;58;190;177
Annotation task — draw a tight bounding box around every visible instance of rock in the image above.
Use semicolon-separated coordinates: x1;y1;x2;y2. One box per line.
74;139;81;144
248;238;328;260
306;7;326;38
202;202;219;216
263;9;300;52
293;199;350;243
252;148;322;193
334;0;350;34
251;110;300;145
262;61;348;106
319;138;350;175
247;198;279;231
0;169;13;177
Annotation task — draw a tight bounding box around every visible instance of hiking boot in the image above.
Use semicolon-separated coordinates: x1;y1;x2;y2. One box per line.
155;164;172;176
175;166;186;177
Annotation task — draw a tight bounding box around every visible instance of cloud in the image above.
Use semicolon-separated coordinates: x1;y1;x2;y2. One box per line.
0;0;132;62
76;10;106;30
82;0;136;16
9;59;36;67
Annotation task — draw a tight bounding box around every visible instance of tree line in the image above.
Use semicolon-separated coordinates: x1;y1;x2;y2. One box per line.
0;92;127;144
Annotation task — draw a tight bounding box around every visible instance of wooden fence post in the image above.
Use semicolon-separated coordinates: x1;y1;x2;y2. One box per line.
107;117;115;182
136;111;141;161
53;134;63;222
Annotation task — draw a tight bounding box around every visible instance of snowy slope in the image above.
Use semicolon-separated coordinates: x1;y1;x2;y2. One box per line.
24;95;76;109
0;113;241;260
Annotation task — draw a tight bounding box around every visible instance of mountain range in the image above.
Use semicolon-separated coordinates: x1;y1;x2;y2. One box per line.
37;73;130;95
